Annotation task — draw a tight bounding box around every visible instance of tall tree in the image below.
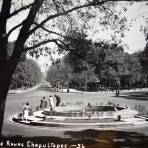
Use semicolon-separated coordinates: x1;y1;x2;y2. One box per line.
140;43;148;85
11;59;42;88
47;60;72;91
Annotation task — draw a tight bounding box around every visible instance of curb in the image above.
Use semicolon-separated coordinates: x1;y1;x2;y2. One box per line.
29;120;134;128
11;116;134;129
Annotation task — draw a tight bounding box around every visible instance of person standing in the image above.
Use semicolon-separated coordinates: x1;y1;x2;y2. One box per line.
23;102;30;122
49;95;54;110
55;95;61;107
40;97;47;109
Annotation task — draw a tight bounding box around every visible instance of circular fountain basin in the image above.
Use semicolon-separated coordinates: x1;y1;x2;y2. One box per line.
10;105;148;129
41;105;138;119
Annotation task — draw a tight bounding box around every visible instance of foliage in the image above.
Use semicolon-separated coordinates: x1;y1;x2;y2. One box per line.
140;43;148;73
11;59;42;89
46;60;72;84
139;43;148;85
55;30;145;91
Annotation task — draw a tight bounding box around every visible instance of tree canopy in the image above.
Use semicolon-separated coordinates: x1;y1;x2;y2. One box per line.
47;30;145;91
11;59;42;89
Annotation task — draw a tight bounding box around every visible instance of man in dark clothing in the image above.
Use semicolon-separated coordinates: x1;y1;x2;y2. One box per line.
55;95;61;107
40;97;47;109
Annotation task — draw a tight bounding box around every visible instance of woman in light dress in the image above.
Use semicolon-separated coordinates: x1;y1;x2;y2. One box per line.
49;95;54;111
23;102;30;122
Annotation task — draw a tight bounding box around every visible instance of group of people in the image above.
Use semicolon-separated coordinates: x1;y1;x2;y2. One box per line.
40;95;61;111
22;95;61;122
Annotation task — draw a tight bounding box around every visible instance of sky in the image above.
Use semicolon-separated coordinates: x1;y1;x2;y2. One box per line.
122;2;147;53
6;1;148;72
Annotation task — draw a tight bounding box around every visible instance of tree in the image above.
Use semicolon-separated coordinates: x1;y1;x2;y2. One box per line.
140;43;148;86
80;63;96;91
63;29;93;72
0;0;134;134
47;60;72;92
11;59;42;89
63;31;144;91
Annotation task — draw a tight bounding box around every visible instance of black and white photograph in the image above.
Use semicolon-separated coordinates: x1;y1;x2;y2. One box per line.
0;0;148;148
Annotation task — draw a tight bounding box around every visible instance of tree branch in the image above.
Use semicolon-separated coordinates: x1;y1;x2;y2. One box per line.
33;22;66;38
33;22;77;44
0;0;12;35
28;0;108;35
52;0;67;14
52;0;60;11
0;0;12;62
100;5;114;16
8;3;34;19
13;0;44;49
24;38;66;51
54;39;67;49
6;21;24;38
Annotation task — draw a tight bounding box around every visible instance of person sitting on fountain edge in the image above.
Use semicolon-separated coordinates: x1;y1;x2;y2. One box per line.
55;95;61;107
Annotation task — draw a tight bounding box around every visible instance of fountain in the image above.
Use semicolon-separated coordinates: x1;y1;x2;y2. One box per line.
10;101;147;129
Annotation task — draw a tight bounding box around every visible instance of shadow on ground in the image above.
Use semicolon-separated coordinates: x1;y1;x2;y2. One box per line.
112;91;148;101
1;130;148;148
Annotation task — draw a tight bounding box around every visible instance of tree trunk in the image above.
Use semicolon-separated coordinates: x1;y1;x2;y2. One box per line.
67;82;70;93
0;0;44;136
0;55;20;135
0;85;9;135
85;76;88;92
